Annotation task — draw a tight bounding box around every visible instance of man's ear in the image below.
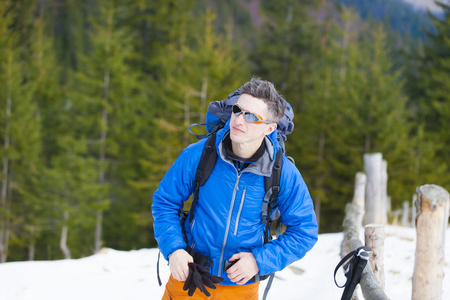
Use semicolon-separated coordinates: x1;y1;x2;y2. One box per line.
265;123;277;135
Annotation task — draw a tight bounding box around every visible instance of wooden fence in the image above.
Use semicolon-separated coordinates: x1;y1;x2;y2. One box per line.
341;153;449;300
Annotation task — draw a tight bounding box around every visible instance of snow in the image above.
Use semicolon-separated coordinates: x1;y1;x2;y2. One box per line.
1;225;449;300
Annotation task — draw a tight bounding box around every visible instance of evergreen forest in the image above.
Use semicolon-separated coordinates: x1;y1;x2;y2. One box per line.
0;0;449;262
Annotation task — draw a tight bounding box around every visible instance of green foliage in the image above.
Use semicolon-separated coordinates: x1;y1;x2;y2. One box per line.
0;0;44;261
253;5;416;232
0;0;447;260
412;1;450;189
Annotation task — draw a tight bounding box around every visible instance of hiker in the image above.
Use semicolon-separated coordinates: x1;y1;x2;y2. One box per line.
152;77;318;299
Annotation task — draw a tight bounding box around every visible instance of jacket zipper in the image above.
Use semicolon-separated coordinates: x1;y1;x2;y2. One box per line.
234;188;246;235
217;172;241;276
190;220;196;248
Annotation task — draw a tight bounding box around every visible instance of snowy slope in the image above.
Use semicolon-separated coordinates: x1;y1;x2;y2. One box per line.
1;226;449;300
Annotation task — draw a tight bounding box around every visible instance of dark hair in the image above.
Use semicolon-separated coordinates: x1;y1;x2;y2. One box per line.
240;77;287;122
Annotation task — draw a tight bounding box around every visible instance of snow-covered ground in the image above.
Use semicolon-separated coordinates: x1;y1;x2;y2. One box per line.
1;225;449;300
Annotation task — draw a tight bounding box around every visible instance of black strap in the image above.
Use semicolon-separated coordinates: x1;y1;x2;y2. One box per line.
189;133;218;223
262;150;283;243
257;149;283;300
334;249;358;288
262;273;275;300
188;118;227;140
157;251;162;286
186;245;213;267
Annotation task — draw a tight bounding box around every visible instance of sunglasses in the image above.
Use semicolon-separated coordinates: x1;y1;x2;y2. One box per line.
232;104;275;124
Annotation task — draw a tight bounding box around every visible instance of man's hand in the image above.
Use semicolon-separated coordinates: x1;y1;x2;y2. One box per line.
226;252;259;285
169;249;194;281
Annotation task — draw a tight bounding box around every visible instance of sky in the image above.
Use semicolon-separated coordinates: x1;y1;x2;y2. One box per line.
403;0;448;12
1;225;449;300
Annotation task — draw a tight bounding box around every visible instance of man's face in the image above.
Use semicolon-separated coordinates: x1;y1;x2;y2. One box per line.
229;94;276;148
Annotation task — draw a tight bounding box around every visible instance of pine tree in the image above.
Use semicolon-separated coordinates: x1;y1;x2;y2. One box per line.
128;2;251;247
330;19;413;216
260;5;414;231
293;5;350;230
415;1;450;189
69;0;153;253
252;0;318;97
0;0;43;262
252;1;344;230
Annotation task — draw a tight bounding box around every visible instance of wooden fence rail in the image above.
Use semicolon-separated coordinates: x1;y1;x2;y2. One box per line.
342;202;390;300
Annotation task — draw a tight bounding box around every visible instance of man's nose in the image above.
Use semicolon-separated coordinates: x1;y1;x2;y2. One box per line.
235;113;245;124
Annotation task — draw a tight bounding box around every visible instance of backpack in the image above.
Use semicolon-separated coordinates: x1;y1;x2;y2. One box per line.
187;87;294;226
189;88;294;142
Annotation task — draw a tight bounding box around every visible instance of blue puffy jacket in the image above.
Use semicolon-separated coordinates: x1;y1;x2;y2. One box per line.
152;121;318;285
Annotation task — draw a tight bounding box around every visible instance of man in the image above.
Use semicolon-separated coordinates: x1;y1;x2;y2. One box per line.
152;78;318;299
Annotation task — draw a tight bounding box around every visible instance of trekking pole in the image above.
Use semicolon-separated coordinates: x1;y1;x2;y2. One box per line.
340;246;371;300
334;246;372;300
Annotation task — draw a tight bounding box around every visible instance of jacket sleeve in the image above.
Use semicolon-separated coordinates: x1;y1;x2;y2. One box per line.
252;157;318;275
151;143;202;260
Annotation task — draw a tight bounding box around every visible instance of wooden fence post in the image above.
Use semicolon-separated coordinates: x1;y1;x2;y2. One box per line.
353;172;366;228
412;184;449;300
365;224;385;290
341;172;366;258
411;194;417;228
381;159;390;215
401;201;409;227
363;153;387;225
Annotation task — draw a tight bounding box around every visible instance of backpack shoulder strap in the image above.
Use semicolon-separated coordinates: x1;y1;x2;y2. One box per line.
189;132;218;222
258;150;283;300
261;149;283;243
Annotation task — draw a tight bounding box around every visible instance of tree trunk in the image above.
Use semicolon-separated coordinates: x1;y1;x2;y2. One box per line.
199;75;208;124
60;211;71;259
0;48;13;264
315;127;326;227
95;7;114;254
314;197;321;228
412;184;449;300
363;153;387;225
96;74;109;253
280;4;293;91
183;93;190;148
339;9;350;79
364;114;372;153
364;224;385;290
28;242;35;261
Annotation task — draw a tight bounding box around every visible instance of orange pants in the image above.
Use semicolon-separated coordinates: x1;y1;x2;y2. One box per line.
162;275;259;300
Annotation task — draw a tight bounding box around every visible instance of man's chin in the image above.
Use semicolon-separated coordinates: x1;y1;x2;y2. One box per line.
230;132;244;143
